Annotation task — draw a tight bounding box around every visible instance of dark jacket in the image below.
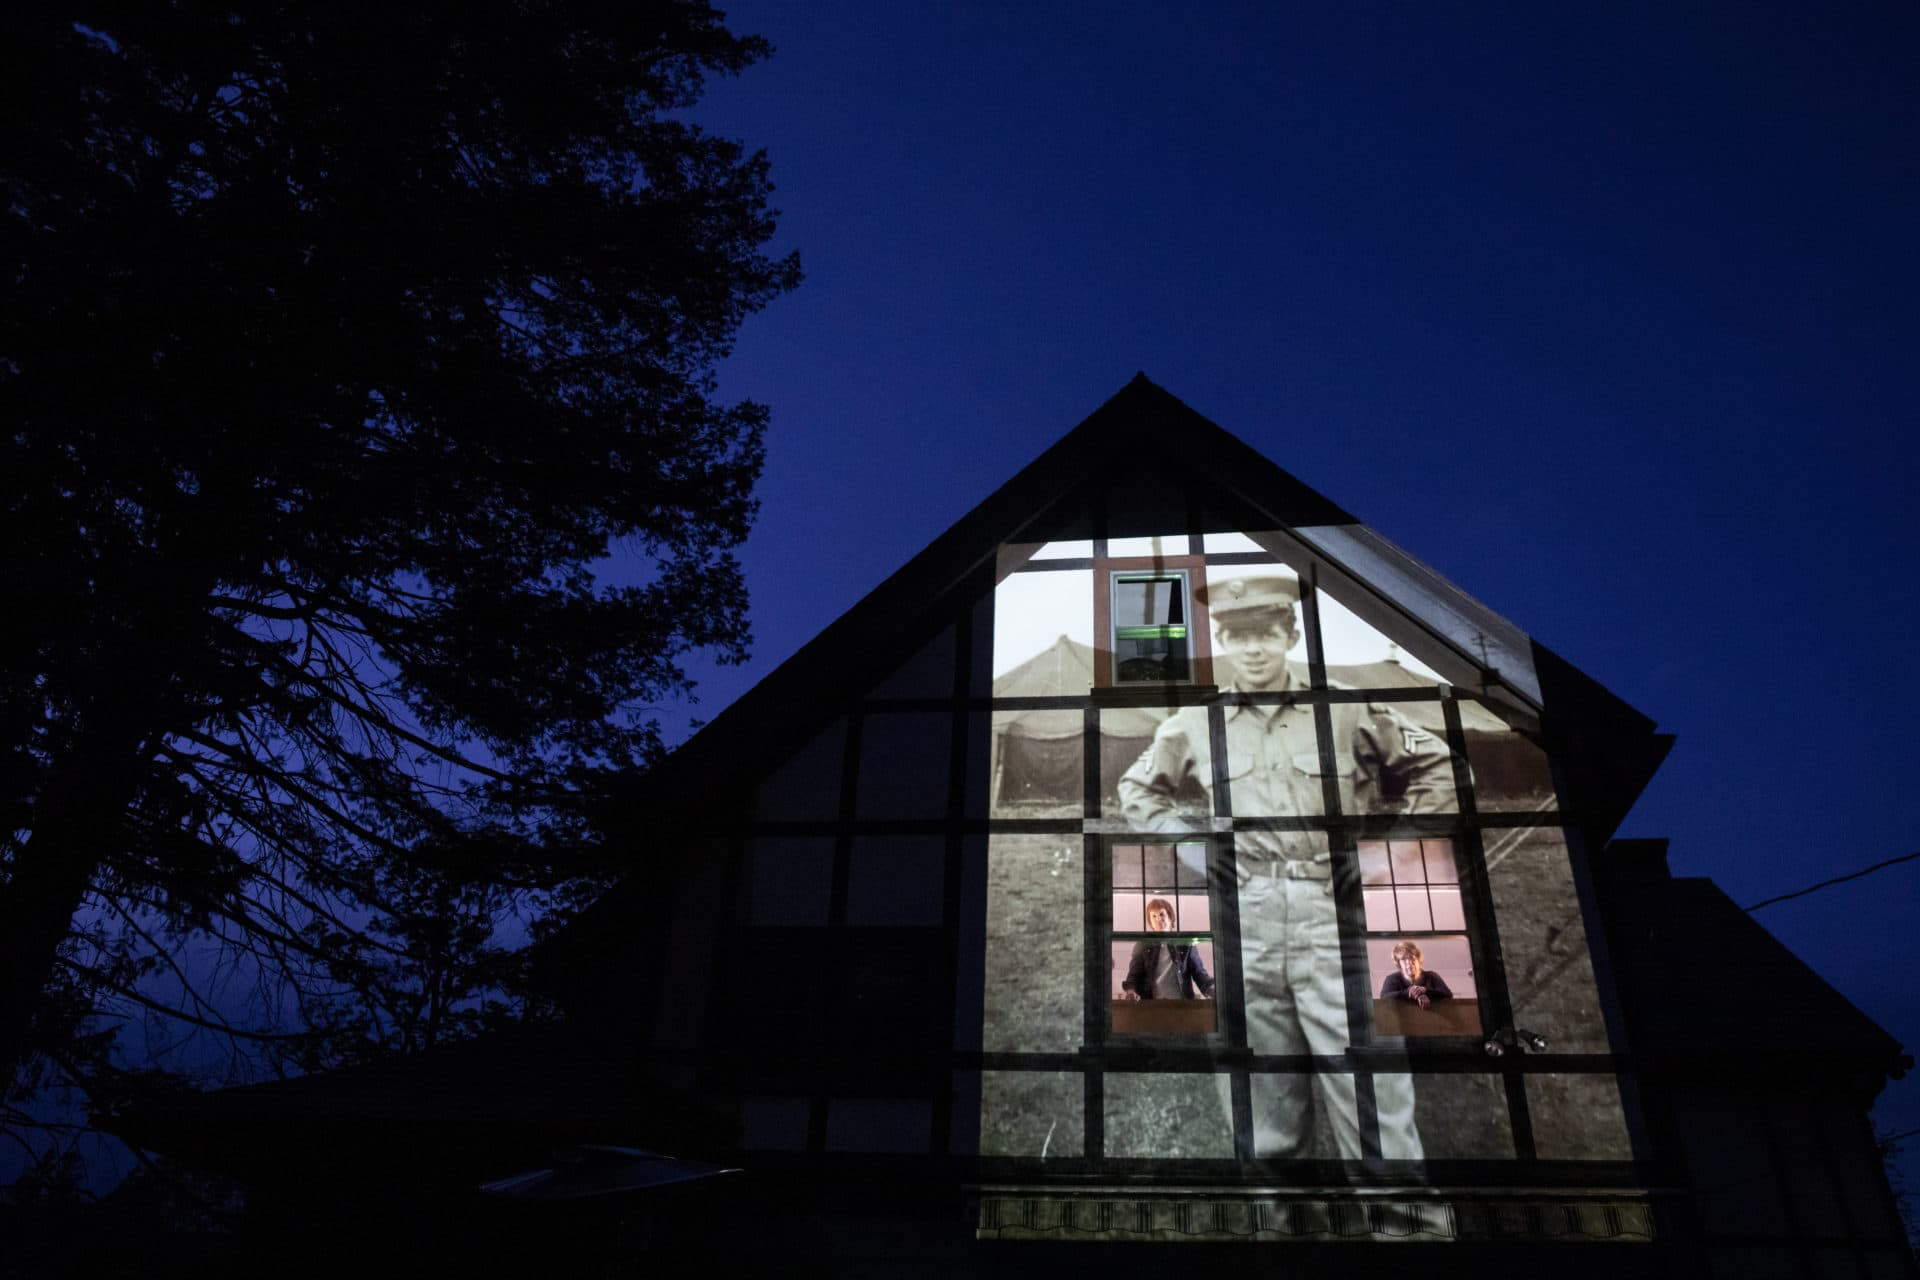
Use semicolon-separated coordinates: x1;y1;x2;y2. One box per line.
1380;970;1454;1000
1123;941;1216;1000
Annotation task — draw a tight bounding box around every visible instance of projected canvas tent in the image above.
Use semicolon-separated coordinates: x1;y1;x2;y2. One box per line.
991;636;1162;808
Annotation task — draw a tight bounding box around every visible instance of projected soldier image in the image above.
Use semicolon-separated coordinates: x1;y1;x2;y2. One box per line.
1120;574;1458;1160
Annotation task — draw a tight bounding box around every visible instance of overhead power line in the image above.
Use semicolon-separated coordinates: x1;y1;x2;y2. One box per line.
1744;850;1920;913
1878;1126;1920;1151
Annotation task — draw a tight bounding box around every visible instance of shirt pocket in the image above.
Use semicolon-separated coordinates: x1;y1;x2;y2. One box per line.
1222;743;1316;780
1288;751;1336;816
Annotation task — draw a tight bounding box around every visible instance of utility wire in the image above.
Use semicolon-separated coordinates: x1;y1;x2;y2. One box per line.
1744;850;1920;912
1878;1126;1920;1150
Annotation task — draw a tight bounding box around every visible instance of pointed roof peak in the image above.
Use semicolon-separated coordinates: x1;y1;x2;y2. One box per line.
1056;372;1212;445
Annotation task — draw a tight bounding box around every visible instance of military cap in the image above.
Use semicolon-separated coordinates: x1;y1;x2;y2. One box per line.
1200;574;1302;619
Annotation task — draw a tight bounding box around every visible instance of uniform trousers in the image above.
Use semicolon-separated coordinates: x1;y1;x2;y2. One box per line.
1222;871;1423;1159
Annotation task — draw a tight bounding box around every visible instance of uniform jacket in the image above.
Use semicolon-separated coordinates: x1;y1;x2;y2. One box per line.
1117;678;1457;864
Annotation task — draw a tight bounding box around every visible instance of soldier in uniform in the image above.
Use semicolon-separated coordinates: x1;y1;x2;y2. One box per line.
1117;574;1455;1160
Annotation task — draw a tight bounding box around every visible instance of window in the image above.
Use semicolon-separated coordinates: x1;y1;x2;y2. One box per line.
1111;571;1191;683
1092;553;1212;689
1359;838;1482;1037
1109;841;1216;1035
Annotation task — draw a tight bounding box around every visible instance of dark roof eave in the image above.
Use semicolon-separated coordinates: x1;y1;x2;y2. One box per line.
1599;875;1907;1085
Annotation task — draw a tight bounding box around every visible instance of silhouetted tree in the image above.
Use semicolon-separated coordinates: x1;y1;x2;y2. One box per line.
0;1;797;1113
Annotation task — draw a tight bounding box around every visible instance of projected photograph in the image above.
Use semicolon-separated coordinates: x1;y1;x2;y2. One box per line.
989;568;1092;817
1464;705;1561;813
1106;703;1215;823
1316;587;1446;684
981;833;1083;1055
1317;584;1565;816
1200;562;1309;694
1484;826;1610;1054
979;532;1601;1171
1105;1071;1235;1159
1112;564;1324;825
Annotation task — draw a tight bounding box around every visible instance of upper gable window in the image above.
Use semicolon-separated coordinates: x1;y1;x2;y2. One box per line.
1111;571;1191;683
1094;551;1211;688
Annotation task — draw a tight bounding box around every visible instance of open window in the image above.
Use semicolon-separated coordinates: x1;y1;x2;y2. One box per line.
1110;841;1216;1036
1093;553;1212;688
1359;838;1483;1037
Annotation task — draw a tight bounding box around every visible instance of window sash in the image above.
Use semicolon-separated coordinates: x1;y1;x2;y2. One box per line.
1093;555;1213;687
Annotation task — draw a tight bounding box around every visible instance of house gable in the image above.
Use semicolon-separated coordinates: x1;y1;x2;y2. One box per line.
586;375;1664;846
544;378;1681;1181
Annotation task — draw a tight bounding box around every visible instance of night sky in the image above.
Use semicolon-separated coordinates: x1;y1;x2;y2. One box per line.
669;3;1920;1187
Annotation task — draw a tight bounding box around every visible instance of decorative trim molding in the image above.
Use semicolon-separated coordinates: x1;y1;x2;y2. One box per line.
976;1187;1654;1244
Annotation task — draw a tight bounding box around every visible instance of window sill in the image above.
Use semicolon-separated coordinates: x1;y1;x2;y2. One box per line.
1110;999;1218;1037
1089;683;1219;706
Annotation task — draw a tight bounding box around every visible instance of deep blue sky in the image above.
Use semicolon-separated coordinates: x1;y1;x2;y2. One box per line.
673;3;1920;1186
